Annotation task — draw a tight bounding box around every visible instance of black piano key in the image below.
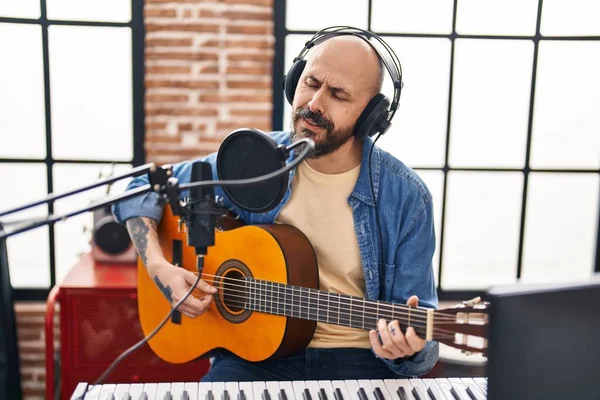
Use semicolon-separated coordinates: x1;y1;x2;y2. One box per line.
207;390;215;400
238;390;246;400
334;388;344;400
223;390;230;400
411;387;428;400
357;388;369;400
396;387;411;400
262;389;272;400
181;391;190;400
466;386;485;400
106;394;115;400
303;388;312;400
164;391;173;400
373;387;385;400
121;393;132;400
279;389;288;400
427;386;443;400
139;393;148;400
450;387;469;400
318;388;328;400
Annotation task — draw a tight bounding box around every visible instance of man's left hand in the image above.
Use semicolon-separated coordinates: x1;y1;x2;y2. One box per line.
369;295;426;360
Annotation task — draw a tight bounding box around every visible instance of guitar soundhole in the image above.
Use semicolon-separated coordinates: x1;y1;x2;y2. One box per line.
214;260;253;324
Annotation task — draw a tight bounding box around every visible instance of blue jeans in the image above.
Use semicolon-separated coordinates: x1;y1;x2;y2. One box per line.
201;348;400;382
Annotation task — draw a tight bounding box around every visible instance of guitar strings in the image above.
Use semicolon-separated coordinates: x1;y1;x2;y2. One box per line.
196;272;464;323
181;273;483;339
202;295;464;338
200;272;462;324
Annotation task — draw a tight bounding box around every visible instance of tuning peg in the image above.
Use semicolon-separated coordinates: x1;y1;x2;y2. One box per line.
462;297;481;307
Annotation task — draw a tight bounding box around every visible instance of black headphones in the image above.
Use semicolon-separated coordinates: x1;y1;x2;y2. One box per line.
282;26;403;139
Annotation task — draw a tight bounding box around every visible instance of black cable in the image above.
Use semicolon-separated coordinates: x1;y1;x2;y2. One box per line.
369;133;384;270
75;269;203;399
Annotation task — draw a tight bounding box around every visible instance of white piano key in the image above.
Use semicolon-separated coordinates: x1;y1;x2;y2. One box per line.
170;382;186;399
368;380;393;400
435;379;455;400
278;381;296;400
472;378;488;395
459;378;485;400
342;380;362;400
330;380;352;400
393;380;415;400
225;382;239;400
446;379;470;400
317;380;336;400
409;379;430;400
198;382;212;400
213;381;226;400
114;384;130;399
70;382;90;400
305;380;322;400
156;382;173;399
421;379;449;400
253;381;267;400
265;381;280;400
185;383;199;400
239;382;254;400
100;383;117;399
292;380;308;400
143;383;159;400
356;380;377;400
128;383;144;399
84;385;104;400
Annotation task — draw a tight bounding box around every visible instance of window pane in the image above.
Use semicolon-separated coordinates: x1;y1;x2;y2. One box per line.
46;0;131;23
378;37;451;168
371;0;454;34
0;23;46;159
449;39;534;168
49;26;133;161
53;163;132;283
456;0;538;36
530;41;600;169
0;163;50;288
286;0;368;31
541;0;600;36
521;173;599;284
415;170;444;286
442;171;523;290
282;35;312;133
0;1;40;19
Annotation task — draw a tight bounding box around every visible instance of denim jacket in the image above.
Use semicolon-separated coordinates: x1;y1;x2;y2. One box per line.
112;131;439;377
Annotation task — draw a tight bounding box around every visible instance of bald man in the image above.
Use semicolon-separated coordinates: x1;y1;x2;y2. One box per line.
113;30;439;381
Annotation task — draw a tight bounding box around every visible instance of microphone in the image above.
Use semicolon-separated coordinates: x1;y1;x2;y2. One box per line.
186;161;220;255
216;128;310;213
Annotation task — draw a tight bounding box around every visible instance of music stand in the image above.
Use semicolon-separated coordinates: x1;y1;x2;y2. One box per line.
0;222;22;400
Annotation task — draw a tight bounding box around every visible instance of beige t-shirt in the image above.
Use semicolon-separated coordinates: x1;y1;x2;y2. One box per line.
276;161;371;349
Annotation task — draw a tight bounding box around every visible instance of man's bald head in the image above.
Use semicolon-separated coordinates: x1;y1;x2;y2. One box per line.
306;35;384;96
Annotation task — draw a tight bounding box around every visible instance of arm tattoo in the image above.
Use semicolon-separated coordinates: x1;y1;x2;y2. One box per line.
154;276;174;304
126;218;156;266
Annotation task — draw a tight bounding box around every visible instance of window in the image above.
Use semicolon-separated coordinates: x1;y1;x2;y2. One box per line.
272;0;600;299
0;0;144;300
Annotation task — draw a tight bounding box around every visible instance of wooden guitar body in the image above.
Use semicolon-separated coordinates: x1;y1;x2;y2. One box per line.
137;207;319;364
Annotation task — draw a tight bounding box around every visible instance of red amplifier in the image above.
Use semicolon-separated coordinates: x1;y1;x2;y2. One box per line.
45;254;210;400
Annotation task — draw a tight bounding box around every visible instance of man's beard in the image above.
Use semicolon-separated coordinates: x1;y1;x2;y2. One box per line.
290;107;354;159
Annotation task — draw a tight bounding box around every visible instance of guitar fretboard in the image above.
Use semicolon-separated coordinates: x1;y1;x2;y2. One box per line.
225;278;429;338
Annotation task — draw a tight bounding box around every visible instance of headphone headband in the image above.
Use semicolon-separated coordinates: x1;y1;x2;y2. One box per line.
294;26;403;124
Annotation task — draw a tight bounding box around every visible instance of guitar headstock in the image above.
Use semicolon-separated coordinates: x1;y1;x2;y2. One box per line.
434;297;490;356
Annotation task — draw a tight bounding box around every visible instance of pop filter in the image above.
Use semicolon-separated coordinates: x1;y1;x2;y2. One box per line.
216;129;290;213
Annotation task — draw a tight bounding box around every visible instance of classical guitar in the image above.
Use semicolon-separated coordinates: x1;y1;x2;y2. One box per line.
137;207;489;364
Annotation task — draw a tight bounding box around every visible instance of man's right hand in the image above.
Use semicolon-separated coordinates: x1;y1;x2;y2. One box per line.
149;259;217;319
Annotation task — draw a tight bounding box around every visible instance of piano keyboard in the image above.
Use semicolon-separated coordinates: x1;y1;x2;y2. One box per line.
70;378;488;400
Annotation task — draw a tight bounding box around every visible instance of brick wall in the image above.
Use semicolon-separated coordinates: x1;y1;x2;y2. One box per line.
14;1;275;398
144;0;275;165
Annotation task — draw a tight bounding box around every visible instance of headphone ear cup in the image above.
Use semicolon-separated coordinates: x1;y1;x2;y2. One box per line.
354;94;391;139
282;59;306;105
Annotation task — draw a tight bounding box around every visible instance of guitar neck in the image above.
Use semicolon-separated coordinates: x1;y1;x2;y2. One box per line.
239;278;434;340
